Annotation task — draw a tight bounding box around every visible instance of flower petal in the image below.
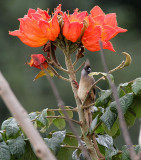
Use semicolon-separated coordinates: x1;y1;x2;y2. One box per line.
63;9;87;42
90;6;105;18
103;41;115;52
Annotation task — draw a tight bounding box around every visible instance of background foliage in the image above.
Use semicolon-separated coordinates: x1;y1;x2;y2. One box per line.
0;0;141;149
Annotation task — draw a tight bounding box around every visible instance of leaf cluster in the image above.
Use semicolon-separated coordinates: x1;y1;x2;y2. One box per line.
0;78;141;159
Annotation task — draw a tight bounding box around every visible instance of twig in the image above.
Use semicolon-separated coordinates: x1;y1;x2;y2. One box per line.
0;72;56;160
49;132;79;140
73;57;79;66
75;61;85;73
47;108;78;112
95;85;102;91
81;103;95;110
48;65;70;82
53;64;69;73
99;40;137;160
61;144;82;150
94;121;102;131
46;116;81;126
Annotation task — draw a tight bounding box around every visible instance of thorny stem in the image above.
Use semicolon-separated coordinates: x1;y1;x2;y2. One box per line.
64;44;99;160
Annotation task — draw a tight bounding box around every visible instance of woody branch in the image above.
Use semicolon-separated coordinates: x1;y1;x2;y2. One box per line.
0;71;56;160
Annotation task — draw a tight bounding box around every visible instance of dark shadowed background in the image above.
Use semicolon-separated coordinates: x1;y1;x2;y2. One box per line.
0;0;141;149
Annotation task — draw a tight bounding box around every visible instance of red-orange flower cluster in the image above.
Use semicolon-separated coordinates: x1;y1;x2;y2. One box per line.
81;6;127;52
9;5;127;52
9;7;60;47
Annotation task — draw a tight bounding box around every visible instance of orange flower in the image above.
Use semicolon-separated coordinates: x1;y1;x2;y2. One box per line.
82;6;127;52
28;54;48;69
63;9;88;42
9;7;60;47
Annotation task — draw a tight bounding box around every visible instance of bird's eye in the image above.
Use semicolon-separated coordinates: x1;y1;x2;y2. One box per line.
87;67;91;72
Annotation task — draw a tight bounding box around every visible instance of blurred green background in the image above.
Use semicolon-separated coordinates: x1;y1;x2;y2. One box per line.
0;0;141;149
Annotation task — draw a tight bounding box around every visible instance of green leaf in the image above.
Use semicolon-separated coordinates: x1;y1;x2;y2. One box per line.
134;145;141;154
72;149;86;160
47;110;55;127
44;130;66;154
100;107;117;130
110;93;134;114
121;145;141;160
124;109;136;127
36;109;48;127
1;118;20;138
18;141;39;160
95;123;105;135
132;78;141;95
28;112;37;120
57;148;71;160
96;134;113;148
121;145;130;160
133;101;141;118
53;118;66;130
0;133;3;142
105;146;118;160
103;119;120;138
118;82;132;93
117;86;126;98
97;144;105;156
89;115;98;134
59;106;73;119
95;90;112;107
72;149;81;160
112;153;122;160
0;141;10;160
7;136;26;159
63;133;78;147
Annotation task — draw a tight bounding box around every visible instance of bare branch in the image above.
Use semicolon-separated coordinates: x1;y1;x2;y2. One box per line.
0;72;56;160
99;40;137;160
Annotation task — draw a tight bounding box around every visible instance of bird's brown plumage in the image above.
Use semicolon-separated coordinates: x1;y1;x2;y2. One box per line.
77;59;95;127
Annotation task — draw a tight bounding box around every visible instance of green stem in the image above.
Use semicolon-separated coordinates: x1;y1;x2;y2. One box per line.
64;47;98;160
